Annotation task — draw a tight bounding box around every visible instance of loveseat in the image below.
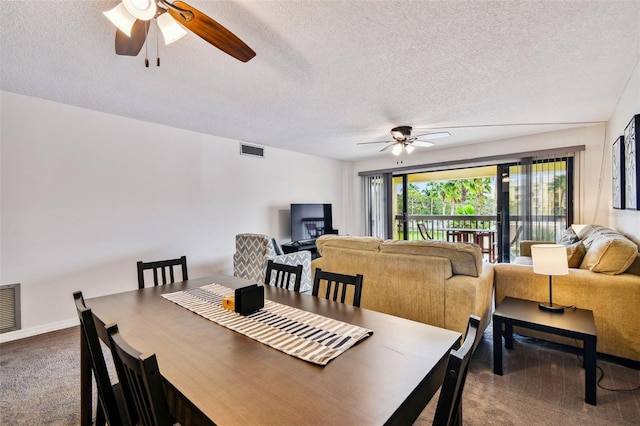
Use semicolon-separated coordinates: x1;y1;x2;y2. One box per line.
494;225;640;362
311;235;494;337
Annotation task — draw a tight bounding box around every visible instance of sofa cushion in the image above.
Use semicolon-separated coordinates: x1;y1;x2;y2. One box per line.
379;240;482;277
316;235;381;255
578;226;638;274
566;241;587;268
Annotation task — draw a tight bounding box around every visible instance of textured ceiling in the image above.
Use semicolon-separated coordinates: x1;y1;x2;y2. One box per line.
2;0;639;161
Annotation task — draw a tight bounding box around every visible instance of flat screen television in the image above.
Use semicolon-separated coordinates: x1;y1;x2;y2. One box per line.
290;203;333;243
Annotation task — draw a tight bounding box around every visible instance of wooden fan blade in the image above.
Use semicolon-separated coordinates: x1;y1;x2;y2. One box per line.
115;20;149;56
380;144;396;152
167;1;256;62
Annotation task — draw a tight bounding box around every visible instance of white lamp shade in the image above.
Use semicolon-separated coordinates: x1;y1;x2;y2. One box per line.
392;144;403;155
531;244;569;276
103;3;136;37
405;144;415;154
123;0;157;21
157;13;187;45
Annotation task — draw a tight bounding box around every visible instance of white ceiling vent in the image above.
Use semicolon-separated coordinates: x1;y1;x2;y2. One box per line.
240;143;265;158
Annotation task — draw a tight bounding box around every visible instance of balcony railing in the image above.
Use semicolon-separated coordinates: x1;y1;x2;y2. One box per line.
395;215;497;241
395;214;566;262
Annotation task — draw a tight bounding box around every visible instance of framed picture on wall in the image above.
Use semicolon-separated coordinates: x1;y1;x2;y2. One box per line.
612;136;625;209
624;114;639;210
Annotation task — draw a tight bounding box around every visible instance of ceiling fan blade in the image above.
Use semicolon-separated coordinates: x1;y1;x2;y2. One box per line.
357;140;393;145
414;131;450;139
115;20;149;56
167;1;256;62
379;144;395;152
412;140;435;147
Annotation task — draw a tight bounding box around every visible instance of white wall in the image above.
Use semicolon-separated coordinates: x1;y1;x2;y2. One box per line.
606;59;640;244
0;92;347;341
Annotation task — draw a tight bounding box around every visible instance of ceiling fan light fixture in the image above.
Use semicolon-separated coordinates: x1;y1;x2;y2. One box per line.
123;0;157;20
392;143;403;155
157;13;187;45
103;3;137;37
405;144;415;154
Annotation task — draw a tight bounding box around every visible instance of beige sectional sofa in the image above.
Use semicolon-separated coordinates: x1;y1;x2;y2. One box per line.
494;225;640;362
311;235;494;337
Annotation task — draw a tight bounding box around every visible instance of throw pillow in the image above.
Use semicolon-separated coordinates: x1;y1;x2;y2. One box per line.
565;241;586;268
557;227;580;246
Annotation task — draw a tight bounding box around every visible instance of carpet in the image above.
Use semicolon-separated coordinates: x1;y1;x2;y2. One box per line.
1;324;639;425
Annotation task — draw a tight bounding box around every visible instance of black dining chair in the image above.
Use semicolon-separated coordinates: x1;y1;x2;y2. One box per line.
432;314;482;426
312;268;364;307
137;256;188;289
265;259;304;292
73;292;131;426
106;324;175;426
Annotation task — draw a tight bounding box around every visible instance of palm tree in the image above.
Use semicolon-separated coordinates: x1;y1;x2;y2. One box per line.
469;178;492;214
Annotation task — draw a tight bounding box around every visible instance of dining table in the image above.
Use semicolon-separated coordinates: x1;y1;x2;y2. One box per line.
81;274;461;425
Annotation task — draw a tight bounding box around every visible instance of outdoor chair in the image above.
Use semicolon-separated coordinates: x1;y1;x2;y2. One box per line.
418;222;433;240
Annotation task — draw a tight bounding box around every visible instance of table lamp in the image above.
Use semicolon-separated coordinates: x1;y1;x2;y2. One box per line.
531;244;569;313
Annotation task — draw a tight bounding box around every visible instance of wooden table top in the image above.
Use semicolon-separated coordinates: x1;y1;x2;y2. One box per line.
87;275;460;425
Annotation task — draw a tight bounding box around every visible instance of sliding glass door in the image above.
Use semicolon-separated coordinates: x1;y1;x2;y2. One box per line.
363;154;575;263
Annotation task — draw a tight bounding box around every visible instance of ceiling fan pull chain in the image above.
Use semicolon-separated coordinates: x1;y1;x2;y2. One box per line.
144;21;149;67
156;23;160;67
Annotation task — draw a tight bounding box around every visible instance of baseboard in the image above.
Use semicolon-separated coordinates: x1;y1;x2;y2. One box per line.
0;317;78;343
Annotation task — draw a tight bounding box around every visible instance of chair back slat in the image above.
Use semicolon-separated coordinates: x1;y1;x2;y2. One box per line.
265;260;303;292
432;315;482;426
312;268;364;307
137;256;188;289
107;324;174;426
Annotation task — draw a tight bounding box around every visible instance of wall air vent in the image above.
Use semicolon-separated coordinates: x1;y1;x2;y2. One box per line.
240;143;265;158
0;283;21;333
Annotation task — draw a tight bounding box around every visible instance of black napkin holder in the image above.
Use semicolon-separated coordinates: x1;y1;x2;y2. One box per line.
234;284;264;315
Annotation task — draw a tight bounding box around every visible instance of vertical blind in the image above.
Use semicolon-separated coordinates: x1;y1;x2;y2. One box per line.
508;152;575;247
363;174;387;239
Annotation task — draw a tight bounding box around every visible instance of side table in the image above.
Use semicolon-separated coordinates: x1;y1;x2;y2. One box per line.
493;296;597;405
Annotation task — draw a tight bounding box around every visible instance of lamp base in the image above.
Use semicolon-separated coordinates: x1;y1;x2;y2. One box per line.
538;303;566;313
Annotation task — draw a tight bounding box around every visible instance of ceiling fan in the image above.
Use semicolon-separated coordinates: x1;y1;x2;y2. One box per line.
357;126;450;155
103;0;256;62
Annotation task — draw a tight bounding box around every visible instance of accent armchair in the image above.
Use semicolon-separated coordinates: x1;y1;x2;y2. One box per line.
233;233;312;293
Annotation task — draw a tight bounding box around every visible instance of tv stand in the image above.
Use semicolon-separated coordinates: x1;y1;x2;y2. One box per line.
282;240;319;259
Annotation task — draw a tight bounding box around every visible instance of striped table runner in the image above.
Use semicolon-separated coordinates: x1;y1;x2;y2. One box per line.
162;283;373;366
